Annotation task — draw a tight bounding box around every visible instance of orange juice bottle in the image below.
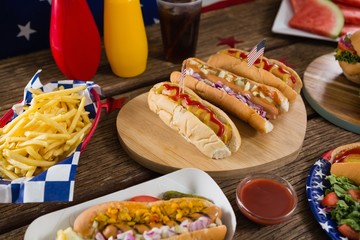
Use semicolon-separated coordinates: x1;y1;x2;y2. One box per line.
104;0;148;77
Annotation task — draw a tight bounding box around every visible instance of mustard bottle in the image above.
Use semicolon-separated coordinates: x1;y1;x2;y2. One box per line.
104;0;148;78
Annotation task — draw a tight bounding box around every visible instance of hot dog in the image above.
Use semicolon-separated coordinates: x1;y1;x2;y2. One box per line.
148;82;241;159
56;197;227;240
170;71;272;134
207;49;303;101
330;141;360;185
175;58;290;120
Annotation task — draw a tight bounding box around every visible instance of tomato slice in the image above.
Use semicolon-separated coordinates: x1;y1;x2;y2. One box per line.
338;224;360;240
338;39;354;53
129;195;160;202
348;189;360;201
321;192;339;208
338;34;356;54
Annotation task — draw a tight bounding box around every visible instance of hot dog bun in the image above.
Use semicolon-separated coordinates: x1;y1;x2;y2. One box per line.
207;52;299;102
336;30;360;84
148;82;241;159
338;61;360;83
330;141;360;185
214;49;303;94
181;58;289;118
170;71;273;134
59;198;227;240
331;162;360;185
58;225;228;240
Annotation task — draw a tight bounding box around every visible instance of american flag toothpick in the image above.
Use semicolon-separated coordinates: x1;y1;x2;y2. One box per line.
247;39;266;68
178;64;194;94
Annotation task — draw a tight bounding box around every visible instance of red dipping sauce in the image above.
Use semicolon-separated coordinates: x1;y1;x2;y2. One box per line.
236;174;297;225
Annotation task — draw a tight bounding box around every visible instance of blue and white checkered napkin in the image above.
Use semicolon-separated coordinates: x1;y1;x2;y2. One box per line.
0;70;104;203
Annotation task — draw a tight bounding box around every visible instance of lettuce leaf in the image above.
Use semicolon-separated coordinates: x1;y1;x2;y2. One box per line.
325;174;360;231
335;49;360;64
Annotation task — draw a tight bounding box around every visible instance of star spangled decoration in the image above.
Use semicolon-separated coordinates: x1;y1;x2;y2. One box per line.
313;192;323;201
17;22;36;41
306;157;345;240
277;57;294;68
0;1;52;58
314;169;326;178
1;1;255;59
217;36;242;48
313;181;327;191
0;0;158;59
247;39;266;68
318;207;327;217
320;221;333;232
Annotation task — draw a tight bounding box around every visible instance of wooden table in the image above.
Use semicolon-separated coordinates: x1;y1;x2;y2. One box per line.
1;0;359;239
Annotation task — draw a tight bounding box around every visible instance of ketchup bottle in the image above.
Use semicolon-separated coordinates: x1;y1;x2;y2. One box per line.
50;0;101;80
104;0;148;78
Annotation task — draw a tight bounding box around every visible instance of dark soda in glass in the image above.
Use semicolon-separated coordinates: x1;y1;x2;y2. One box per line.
157;0;202;63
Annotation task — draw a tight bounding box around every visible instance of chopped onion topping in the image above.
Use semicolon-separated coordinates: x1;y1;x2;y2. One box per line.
196;75;266;118
98;215;221;240
341;32;353;50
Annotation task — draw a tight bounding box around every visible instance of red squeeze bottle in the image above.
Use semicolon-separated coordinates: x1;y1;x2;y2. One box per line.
50;0;101;80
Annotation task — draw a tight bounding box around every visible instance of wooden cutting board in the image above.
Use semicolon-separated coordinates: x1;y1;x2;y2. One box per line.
116;92;306;179
303;53;360;134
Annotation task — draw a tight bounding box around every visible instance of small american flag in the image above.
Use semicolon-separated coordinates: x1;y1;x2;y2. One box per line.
178;64;194;94
247;39;266;68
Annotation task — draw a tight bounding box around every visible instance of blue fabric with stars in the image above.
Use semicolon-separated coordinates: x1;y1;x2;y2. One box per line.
306;157;347;240
0;0;159;59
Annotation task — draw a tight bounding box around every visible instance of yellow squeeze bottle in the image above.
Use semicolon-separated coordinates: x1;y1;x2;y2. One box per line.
104;0;148;77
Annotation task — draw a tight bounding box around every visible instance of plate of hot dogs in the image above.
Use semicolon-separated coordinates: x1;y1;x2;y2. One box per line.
117;49;307;179
25;168;236;240
306;142;360;240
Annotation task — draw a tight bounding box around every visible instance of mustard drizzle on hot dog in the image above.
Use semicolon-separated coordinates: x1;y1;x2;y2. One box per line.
221;49;297;85
93;198;221;237
155;83;232;144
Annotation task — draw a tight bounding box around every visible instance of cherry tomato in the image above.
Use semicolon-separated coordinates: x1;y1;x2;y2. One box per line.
338;37;356;54
129;195;160;202
338;224;359;240
321;192;339;208
348;189;360;202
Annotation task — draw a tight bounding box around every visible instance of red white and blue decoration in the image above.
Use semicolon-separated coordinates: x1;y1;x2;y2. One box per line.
0;0;253;59
0;70;103;203
306;156;346;240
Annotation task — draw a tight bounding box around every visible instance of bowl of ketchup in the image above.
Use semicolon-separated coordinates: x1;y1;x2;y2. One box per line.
236;173;298;225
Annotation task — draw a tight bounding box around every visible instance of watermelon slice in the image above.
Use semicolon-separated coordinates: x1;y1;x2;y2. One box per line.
333;0;360;8
290;0;307;14
289;0;344;38
337;3;360;25
341;24;360;35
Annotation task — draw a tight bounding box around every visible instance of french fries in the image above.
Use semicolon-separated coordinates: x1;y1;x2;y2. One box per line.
0;86;93;180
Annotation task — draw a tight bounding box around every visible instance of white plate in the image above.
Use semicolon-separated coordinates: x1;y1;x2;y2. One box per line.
272;0;337;42
24;168;236;240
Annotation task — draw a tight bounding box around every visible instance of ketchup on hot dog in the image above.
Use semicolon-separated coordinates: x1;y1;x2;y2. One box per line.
332;148;360;163
157;83;232;144
226;49;297;84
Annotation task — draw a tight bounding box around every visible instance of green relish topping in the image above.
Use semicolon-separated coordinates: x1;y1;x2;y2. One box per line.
335;49;360;64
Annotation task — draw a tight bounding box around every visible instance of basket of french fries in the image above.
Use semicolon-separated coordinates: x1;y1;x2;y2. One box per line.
0;70;103;203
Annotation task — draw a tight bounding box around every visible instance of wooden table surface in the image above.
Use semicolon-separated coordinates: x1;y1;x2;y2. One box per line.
1;0;359;239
